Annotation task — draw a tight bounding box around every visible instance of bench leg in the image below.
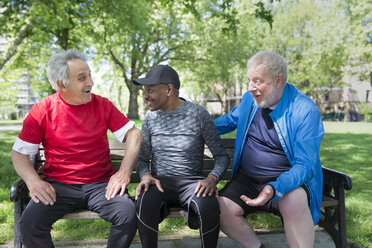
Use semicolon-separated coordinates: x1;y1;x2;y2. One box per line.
336;187;347;248
320;187;347;248
14;200;23;248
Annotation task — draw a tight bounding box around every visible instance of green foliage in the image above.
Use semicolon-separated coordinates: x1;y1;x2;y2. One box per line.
175;0;264;113
262;0;351;106
359;103;372;122
1;0;370;120
0;70;18;117
86;0;200;118
343;0;372;83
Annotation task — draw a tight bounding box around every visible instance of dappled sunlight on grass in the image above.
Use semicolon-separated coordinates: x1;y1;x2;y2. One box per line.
52;219;110;241
345;197;372;246
323;121;372;134
0;202;14;244
158;218;197;236
247;213;282;229
320;132;372;247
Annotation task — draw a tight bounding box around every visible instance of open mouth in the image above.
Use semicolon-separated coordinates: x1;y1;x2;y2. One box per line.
83;90;91;94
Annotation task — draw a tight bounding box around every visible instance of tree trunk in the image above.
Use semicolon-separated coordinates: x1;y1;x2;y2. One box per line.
126;80;140;119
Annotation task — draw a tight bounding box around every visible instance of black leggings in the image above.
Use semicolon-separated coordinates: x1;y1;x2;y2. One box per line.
136;177;220;248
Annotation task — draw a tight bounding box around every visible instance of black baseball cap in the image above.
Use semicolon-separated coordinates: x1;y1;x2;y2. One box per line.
133;64;180;89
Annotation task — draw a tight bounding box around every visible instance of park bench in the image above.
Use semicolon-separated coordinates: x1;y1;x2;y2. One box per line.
10;138;352;248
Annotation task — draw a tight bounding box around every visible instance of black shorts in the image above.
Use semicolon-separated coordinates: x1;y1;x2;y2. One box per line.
219;170;310;218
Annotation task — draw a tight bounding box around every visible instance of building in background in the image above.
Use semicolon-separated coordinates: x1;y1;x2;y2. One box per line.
200;73;371;122
14;74;38;119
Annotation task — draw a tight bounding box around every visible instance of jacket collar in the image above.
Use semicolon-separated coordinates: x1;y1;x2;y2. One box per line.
270;83;290;119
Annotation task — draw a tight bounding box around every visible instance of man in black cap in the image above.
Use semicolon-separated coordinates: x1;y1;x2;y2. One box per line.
133;64;229;248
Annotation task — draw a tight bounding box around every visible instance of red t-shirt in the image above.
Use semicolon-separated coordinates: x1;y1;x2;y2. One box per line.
18;93;131;184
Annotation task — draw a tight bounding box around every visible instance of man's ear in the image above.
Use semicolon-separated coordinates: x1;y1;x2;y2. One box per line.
57;80;65;90
167;84;174;96
277;74;284;86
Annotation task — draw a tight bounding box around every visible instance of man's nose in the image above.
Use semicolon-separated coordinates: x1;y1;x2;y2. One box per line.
87;77;94;86
248;82;256;92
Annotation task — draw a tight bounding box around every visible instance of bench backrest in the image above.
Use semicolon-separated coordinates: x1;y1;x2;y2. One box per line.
33;138;236;183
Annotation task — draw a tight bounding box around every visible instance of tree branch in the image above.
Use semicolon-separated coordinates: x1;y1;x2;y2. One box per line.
0;17;33;70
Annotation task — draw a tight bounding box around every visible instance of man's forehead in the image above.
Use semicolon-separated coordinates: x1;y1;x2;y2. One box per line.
67;59;90;74
145;84;167;89
247;64;267;77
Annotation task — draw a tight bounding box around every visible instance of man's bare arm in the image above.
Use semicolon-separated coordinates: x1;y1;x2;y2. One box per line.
11;150;56;205
105;127;142;200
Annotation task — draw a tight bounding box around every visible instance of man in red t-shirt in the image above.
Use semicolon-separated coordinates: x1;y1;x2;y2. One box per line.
11;49;142;248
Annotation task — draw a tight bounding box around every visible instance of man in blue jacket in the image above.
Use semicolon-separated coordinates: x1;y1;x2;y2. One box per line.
214;51;324;248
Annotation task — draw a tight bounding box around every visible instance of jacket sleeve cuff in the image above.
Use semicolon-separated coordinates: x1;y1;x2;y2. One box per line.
268;182;283;201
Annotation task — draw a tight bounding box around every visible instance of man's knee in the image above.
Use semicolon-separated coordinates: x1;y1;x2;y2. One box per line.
219;196;244;218
136;186;164;213
188;195;219;231
19;214;38;234
191;195;220;218
279;187;309;218
19;203;53;235
109;197;137;226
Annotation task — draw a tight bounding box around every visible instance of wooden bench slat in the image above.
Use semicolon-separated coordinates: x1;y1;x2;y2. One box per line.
63;210;101;219
62;196;339;220
321;196;338;208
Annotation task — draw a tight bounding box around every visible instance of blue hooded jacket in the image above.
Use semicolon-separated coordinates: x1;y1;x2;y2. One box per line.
214;83;324;225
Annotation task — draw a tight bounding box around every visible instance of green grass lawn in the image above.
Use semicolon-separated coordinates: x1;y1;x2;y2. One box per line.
0;121;371;247
0;119;23;125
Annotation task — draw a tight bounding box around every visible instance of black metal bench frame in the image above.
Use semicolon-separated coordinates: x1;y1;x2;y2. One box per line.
10;138;352;248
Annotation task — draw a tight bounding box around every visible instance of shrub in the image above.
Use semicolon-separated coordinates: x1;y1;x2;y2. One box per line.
360;103;372;122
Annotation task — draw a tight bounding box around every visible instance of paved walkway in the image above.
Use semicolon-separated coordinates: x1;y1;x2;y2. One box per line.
0;231;336;248
0;124;22;131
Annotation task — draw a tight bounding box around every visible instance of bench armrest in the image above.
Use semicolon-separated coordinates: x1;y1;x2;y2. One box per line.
10;154;39;203
10;178;29;203
322;166;352;191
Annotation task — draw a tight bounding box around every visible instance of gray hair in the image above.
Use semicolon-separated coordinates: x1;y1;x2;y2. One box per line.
247;51;287;82
46;49;88;91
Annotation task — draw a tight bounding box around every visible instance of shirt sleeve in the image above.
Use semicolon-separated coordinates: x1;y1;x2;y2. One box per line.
214;92;252;135
106;99;134;142
14;105;45;154
12;137;40;155
200;107;230;181
113;121;135;143
135;116;152;179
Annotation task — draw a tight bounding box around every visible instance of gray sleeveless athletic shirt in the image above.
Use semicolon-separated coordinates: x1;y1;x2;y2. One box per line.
136;100;229;181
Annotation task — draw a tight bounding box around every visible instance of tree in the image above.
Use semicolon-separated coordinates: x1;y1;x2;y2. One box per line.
87;0;198;118
0;0;95;117
263;0;351;107
342;0;371;85
174;0;269;114
1;0;281;118
0;0;88;69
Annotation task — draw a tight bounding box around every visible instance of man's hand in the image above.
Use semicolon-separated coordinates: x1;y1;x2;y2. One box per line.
135;174;164;200
28;179;56;206
105;170;131;200
240;184;274;206
194;174;218;198
12;150;56;205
